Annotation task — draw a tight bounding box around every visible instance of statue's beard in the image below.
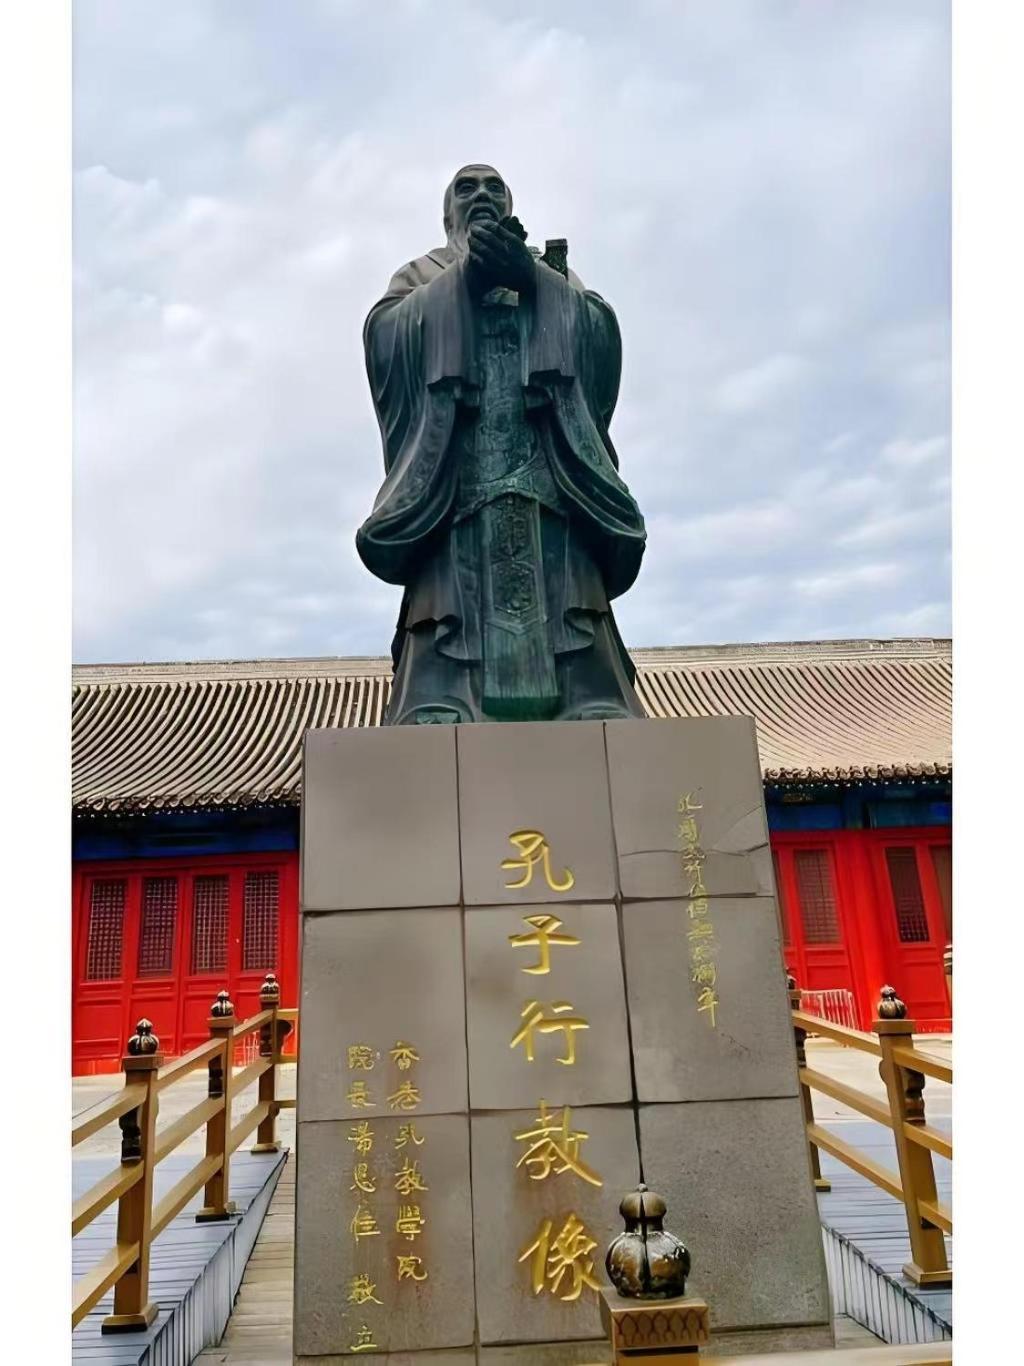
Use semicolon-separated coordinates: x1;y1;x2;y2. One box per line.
447;202;508;258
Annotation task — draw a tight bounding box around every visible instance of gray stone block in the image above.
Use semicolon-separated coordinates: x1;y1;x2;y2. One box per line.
298;909;467;1122
605;717;774;901
296;1347;478;1363
294;1114;475;1357
638;1099;831;1332
622;898;799;1103
456;722;616;906
471;1105;640;1346
465;903;632;1108
302;726;460;911
478;1343;610;1364
297;1353;476;1365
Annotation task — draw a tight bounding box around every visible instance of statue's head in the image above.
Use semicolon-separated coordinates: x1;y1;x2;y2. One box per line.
443;164;512;250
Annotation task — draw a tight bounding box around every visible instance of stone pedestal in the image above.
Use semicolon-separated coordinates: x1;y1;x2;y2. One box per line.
294;718;832;1361
600;1288;710;1359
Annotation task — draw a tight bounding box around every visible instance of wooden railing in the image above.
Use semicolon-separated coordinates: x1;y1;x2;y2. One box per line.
789;974;952;1287
71;973;296;1334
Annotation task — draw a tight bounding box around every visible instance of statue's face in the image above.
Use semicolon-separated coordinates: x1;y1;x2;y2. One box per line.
445;165;511;246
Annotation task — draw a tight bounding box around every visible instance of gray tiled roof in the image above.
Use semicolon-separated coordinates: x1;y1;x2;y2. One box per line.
72;638;951;813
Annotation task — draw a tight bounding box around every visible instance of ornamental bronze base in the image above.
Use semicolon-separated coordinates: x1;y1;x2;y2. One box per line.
600;1287;710;1360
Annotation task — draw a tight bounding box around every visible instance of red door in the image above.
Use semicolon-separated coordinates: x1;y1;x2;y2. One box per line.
773;838;863;1022
72;853;299;1074
866;831;951;1031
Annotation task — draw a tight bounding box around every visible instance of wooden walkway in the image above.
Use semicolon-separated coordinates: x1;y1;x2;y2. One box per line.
73;1149;286;1365
817;1120;952;1343
198;1156;294;1365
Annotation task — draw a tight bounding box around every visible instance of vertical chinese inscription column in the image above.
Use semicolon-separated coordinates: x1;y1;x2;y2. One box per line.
458;721;641;1351
606;716;833;1346
296;726;475;1361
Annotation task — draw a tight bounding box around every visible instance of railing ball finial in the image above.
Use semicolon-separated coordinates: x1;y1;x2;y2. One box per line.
786;965;797;991
606;1182;691;1300
877;984;907;1020
210;989;235;1018
127;1018;160;1055
259;971;281;1006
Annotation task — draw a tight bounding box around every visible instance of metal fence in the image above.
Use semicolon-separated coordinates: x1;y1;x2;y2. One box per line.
799;987;860;1031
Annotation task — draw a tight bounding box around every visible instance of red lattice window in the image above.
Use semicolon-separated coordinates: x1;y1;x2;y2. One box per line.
243;871;279;971
138;877;178;977
772;851;791;945
930;845;952;940
192;875;229;975
86;880;126;980
793;850;840;944
886;847;930;943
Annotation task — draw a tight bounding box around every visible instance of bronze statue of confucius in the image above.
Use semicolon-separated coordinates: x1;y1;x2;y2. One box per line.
357;164;647;725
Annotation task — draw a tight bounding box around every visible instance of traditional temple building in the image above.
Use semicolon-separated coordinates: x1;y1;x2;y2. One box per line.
71;637;951;1073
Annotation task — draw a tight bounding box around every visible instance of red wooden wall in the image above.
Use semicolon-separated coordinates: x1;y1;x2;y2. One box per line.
70;826;951;1073
772;827;952;1031
72;851;299;1074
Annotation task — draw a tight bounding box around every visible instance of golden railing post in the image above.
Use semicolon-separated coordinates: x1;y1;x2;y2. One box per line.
788;969;830;1193
102;1019;162;1333
873;985;951;1286
197;989;237;1222
252;972;283;1154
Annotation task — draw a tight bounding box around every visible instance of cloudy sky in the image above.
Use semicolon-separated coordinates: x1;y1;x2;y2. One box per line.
72;0;950;664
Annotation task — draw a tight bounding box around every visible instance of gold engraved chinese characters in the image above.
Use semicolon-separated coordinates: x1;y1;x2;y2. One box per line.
510;1001;589;1065
502;830;575;892
350;1204;380;1241
396;1204;426;1240
388;1078;422;1110
397;1254;428;1281
394;1157;429;1195
678;792;720;1028
348;1273;382;1306
350;1323;377;1352
508;914;581;974
390;1041;420;1071
519;1213;601;1301
347;1079;373;1109
350;1162;376;1194
515;1101;603;1187
342;1036;431;1342
348;1121;373;1154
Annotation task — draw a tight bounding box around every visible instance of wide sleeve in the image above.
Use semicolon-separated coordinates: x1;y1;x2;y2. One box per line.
355;263;471;584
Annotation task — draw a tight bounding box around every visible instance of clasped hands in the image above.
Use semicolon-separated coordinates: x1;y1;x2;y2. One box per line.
465;215;535;296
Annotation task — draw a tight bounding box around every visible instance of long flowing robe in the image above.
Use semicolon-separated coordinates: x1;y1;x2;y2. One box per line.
357;244;647;723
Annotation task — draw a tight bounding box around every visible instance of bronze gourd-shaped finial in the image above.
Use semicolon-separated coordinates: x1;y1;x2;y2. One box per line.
127;1018;159;1055
877;985;907;1019
211;989;235;1018
606;1183;691;1299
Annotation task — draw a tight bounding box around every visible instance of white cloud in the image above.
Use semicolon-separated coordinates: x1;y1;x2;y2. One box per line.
712;353;809;414
72;0;951;661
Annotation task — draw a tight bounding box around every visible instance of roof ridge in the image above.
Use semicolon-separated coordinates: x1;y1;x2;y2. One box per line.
72;637;951;686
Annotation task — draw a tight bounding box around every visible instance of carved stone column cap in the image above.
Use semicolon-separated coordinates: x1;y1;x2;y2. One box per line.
259;970;281;1004
127;1018;160;1055
877;985;908;1019
210;989;235;1018
785;965;798;991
